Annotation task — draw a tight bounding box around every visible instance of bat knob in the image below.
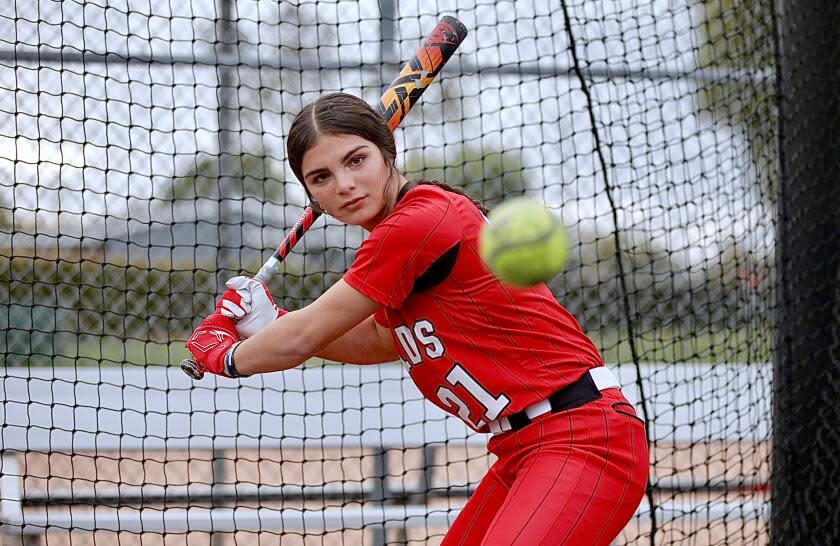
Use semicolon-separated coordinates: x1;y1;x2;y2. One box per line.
180;359;205;380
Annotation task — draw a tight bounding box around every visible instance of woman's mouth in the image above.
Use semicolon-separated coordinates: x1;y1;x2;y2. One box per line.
342;196;366;210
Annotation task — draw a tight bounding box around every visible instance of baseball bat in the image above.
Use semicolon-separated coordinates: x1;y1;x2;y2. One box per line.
181;15;468;380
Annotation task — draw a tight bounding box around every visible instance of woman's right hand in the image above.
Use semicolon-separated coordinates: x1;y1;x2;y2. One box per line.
217;276;287;339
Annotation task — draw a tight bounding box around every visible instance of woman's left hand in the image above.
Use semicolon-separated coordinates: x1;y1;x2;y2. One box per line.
185;313;240;377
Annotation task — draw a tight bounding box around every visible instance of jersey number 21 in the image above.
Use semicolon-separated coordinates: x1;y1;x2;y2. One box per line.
395;321;510;430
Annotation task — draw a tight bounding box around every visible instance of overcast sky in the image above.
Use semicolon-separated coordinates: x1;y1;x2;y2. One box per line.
0;0;776;267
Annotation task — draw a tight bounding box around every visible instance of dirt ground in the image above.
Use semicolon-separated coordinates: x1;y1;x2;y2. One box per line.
3;441;770;545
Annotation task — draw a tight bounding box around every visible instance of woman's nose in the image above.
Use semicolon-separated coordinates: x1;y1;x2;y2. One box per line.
334;171;356;192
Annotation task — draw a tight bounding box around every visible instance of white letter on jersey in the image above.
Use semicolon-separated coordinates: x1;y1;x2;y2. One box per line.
445;365;510;422
394;325;422;365
414;320;444;359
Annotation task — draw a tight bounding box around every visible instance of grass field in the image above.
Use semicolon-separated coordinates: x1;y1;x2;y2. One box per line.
594;327;773;364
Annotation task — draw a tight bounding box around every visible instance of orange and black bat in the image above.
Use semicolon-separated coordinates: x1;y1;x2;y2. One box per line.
376;15;468;131
181;16;468;380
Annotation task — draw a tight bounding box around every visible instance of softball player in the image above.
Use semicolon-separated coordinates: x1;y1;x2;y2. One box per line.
186;93;648;545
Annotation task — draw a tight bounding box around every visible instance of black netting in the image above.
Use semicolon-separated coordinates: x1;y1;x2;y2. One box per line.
772;0;840;543
0;1;792;544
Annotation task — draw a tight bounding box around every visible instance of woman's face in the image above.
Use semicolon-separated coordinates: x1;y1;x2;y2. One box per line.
301;133;394;231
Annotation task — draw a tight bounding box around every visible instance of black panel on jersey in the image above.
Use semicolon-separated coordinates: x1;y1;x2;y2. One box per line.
396;179;461;293
412;242;461;293
396;179;420;202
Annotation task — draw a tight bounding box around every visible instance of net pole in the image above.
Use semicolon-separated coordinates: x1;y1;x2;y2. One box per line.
772;0;840;543
216;0;239;283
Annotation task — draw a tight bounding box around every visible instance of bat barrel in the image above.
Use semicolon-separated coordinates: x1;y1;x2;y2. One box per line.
376;16;468;131
440;15;468;44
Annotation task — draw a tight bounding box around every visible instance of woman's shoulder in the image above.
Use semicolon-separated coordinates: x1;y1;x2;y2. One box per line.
401;180;451;201
391;181;453;214
368;182;459;238
402;179;483;209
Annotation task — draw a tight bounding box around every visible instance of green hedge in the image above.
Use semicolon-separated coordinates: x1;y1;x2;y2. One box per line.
1;240;771;366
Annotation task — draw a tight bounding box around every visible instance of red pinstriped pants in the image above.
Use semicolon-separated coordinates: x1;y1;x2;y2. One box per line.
442;388;649;546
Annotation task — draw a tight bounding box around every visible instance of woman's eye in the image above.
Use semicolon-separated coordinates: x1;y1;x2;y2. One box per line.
350;155;364;166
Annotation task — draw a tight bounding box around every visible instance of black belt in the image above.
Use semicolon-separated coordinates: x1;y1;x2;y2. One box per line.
507;372;603;432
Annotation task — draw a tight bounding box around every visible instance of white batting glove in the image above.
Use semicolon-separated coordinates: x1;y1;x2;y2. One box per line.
219;276;286;339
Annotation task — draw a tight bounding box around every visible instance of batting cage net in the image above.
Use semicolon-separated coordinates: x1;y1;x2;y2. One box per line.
1;1;780;544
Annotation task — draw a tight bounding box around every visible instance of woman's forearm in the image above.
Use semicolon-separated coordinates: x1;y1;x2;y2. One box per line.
315;315;398;364
233;310;317;374
231;279;394;375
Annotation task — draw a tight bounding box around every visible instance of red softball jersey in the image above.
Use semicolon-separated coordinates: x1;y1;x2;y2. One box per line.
343;183;603;433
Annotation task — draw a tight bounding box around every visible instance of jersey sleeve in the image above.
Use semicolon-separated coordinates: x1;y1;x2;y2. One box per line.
373;307;390;327
344;186;461;309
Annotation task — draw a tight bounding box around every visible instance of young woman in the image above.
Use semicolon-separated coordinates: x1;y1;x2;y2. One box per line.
186;92;648;545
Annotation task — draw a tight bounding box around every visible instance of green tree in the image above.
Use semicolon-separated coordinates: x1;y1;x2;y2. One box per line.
694;0;777;345
154;151;292;276
402;144;528;209
160;152;286;204
694;0;778;206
